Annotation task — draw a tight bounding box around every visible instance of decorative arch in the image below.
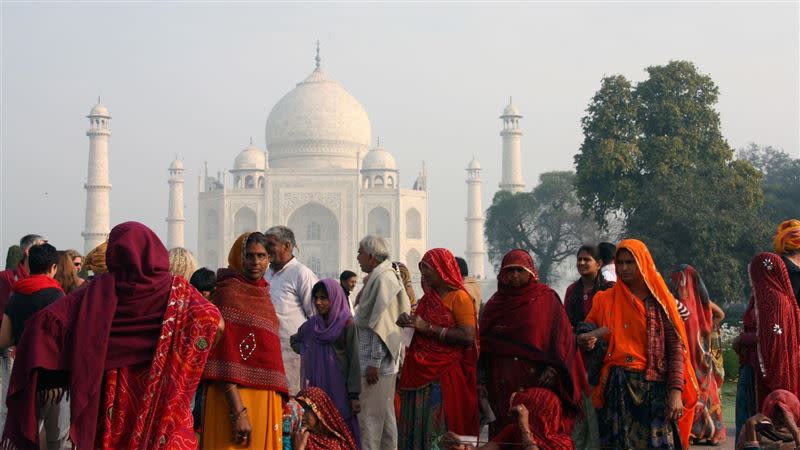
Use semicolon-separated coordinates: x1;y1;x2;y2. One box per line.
367;207;391;238
387;175;395;188
374;176;384;188
234;176;242;188
245;175;255;189
363;177;372;189
258;176;265;189
233;206;257;238
287;202;340;278
406;208;422;239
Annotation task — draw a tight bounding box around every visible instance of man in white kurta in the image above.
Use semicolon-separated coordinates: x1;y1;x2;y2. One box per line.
264;226;318;395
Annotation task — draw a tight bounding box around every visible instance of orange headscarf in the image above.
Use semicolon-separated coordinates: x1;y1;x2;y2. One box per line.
585;239;698;449
774;219;800;254
227;232;250;274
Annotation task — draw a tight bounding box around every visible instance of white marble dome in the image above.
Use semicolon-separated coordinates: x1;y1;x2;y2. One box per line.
467;158;481;170
169;159;184;170
362;146;397;171
234;142;266;170
265;66;371;169
502;99;521;117
89;101;110;118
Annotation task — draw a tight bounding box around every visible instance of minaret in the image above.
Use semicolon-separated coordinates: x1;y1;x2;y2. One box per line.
499;97;525;193
465;157;486;279
167;157;185;248
82;98;112;253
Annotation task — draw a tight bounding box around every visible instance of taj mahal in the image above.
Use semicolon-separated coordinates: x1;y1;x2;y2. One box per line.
80;45;528;282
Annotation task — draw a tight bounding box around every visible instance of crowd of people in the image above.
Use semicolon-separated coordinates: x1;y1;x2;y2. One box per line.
0;218;798;450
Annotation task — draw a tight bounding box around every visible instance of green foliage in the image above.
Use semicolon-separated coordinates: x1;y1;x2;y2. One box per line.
575;61;765;302
737;143;800;225
485;171;606;284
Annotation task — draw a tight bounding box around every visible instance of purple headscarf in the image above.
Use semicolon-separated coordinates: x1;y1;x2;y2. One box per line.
296;278;360;445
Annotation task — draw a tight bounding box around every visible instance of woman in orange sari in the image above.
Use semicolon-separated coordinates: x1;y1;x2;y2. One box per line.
397;248;479;450
202;232;289;450
578;239;697;450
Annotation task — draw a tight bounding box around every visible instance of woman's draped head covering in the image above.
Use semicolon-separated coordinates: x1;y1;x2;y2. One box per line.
227;232;250;274
669;264;713;373
3;221;173;450
774;219;800;255
498;249;539;285
748;252;800;404
296;386;358;450
83;241;108;274
481;249;588;413
509;388;574;450
762;389;800;427
308;279;352;339
419;248;464;296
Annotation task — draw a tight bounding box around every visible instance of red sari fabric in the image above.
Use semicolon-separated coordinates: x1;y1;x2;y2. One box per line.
96;277;221;448
480;249;588;435
491;387;574;450
762;389;800;427
2;221;192;450
0;263;28;312
671;265;725;443
750;252;800;407
399;248;479;436
295;386;358;450
202;232;288;394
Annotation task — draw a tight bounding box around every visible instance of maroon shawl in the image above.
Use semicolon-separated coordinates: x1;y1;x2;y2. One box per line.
750;252;800;407
480;249;588;413
3;221;174;450
202;233;288;394
0;263;28;313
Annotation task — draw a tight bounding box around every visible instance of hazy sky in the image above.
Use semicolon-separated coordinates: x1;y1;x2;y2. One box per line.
2;2;798;266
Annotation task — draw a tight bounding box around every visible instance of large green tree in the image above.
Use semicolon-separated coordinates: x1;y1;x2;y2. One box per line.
575;61;764;302
485;171;606;284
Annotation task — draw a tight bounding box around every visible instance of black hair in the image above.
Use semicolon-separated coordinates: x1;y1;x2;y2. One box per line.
28;243;58;275
244;231;269;250
190;267;216;292
339;270;357;282
454;256;468;277
311;280;329;298
576;245;602;261
598;242;617;266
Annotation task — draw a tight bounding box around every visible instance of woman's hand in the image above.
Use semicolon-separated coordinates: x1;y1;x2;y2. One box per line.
577;333;597;351
441;432;474;450
292;427;309;450
231;409;252;446
512;404;530;427
410;315;430;333
665;389;684;422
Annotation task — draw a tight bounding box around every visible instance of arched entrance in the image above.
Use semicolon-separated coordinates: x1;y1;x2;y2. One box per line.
287;202;340;278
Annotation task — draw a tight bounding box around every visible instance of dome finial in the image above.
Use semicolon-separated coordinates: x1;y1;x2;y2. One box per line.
98;95;101;104
377;136;380;147
250;136;253;145
315;40;321;70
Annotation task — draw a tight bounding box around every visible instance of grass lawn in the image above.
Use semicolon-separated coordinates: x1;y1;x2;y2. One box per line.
721;378;737;430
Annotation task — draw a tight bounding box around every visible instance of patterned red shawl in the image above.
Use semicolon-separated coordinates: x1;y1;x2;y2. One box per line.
670;265;713;381
3;221;175;450
750;252;800;407
480;249;588;413
296;386;358;450
399;248;479;435
202;233;288;394
762;389;800;427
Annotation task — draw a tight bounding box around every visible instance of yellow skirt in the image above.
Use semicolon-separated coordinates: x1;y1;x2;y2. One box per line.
202;384;283;450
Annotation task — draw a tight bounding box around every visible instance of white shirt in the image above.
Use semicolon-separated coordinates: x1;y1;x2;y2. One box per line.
601;263;617;283
266;257;318;339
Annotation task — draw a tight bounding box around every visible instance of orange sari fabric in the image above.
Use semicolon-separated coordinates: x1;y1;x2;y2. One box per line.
585;239;698;449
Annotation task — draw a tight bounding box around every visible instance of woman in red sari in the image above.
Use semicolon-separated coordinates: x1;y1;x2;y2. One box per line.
397;248;479;450
2;221;223;450
670;264;726;444
479;249;590;442
201;232;289;450
749;252;800;407
293;386;358;450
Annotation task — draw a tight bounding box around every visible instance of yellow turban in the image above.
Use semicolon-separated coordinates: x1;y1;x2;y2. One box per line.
773;219;800;254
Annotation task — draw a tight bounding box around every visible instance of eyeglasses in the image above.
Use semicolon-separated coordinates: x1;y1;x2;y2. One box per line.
74;262;82;268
